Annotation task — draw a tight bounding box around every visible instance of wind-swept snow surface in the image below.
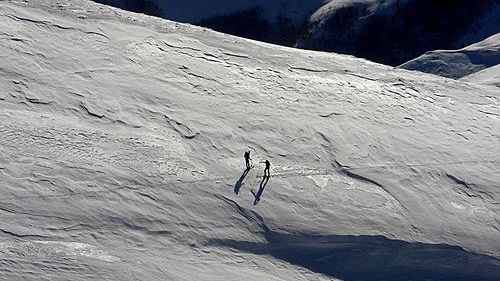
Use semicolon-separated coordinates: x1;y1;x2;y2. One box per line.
462;64;500;88
400;33;500;87
0;0;499;280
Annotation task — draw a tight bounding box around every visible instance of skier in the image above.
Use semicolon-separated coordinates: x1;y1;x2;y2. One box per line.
244;151;251;170
263;160;270;178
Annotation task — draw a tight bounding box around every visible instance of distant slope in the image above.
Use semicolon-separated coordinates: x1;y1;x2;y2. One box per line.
400;33;500;84
297;0;500;66
1;0;499;280
462;64;500;87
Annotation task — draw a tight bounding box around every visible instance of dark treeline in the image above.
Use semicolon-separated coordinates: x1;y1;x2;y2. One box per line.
197;6;307;47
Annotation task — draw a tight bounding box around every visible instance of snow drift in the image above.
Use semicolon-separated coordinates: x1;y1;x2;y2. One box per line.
400;33;500;87
462;64;500;88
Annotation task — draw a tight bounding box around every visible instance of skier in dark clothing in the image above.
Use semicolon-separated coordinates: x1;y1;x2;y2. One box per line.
263;160;270;178
244;151;251;170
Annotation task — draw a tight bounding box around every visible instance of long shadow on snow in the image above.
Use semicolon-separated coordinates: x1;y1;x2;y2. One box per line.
234;168;250;194
251;175;269;205
208;231;500;281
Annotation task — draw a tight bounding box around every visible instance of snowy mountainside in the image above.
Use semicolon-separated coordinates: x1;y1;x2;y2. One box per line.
0;0;500;280
92;0;500;66
298;0;500;66
400;33;500;87
462;64;500;88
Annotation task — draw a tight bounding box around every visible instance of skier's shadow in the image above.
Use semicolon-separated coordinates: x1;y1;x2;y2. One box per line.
234;168;250;194
252;175;270;205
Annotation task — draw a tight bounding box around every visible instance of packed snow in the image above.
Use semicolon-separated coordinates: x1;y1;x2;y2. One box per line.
400;33;500;87
0;0;499;280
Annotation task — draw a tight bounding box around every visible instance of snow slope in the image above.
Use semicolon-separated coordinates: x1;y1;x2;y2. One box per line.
0;0;500;280
462;64;500;88
400;33;500;87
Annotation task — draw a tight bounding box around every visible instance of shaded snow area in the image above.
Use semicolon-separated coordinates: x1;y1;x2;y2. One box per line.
309;0;378;23
400;33;500;87
1;0;500;280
